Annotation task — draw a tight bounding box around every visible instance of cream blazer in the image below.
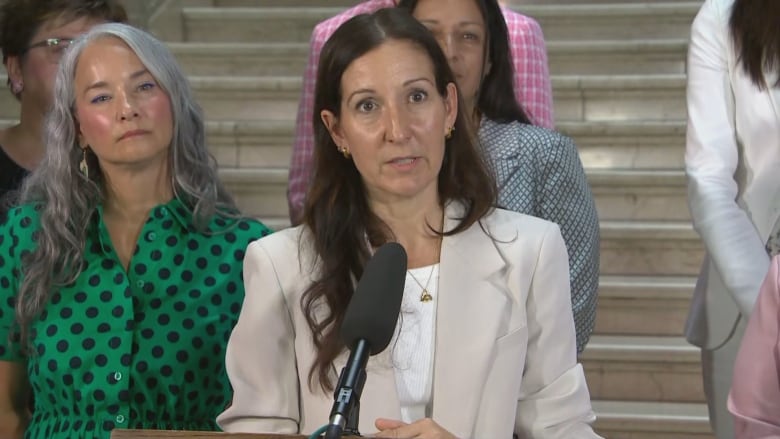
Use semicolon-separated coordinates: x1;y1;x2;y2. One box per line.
685;0;780;349
217;204;600;438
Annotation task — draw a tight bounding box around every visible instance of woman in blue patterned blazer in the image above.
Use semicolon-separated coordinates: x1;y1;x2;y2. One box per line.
399;0;600;353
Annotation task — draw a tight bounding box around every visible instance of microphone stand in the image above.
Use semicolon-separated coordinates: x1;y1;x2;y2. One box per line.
324;339;370;439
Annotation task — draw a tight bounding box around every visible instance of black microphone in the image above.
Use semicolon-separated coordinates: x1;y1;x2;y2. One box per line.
324;242;407;439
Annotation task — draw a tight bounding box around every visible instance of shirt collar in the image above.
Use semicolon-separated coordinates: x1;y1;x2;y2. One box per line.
93;197;195;256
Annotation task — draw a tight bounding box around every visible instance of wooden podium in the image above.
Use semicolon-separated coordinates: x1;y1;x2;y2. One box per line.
111;431;363;439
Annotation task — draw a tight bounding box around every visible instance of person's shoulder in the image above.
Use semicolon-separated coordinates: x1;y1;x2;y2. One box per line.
230;217;274;241
483;207;559;238
500;6;542;29
1;203;42;232
695;0;733;25
483;118;572;150
246;225;306;260
0;203;42;257
705;0;734;14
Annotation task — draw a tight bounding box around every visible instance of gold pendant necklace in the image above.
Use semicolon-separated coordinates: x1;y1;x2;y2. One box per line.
408;266;436;302
401;210;445;303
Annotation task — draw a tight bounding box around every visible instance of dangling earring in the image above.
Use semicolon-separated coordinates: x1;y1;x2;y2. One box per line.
339;146;351;159
445;126;454;140
79;147;89;179
10;80;23;95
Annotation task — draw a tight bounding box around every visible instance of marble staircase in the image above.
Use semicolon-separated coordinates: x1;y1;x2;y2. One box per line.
0;0;712;436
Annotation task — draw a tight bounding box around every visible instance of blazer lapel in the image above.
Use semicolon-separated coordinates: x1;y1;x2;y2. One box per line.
430;204;511;437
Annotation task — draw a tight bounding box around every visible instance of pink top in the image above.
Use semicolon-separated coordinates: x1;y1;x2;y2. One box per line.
287;0;553;223
728;255;780;437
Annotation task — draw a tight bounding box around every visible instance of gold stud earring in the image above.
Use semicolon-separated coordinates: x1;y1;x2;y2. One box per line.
445;126;454;140
79;147;89;179
339;146;351;159
11;80;23;95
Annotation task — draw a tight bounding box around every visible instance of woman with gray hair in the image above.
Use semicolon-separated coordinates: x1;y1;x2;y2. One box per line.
0;0;128;218
0;23;271;438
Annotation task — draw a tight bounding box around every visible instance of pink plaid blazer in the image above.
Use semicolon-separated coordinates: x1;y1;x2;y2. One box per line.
287;0;553;222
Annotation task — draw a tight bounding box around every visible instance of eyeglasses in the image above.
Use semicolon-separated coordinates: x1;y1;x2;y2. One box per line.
24;38;75;61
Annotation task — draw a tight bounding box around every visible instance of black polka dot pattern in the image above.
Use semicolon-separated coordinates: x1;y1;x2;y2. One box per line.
0;199;272;438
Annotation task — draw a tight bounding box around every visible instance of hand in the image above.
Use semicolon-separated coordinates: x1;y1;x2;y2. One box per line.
375;417;459;439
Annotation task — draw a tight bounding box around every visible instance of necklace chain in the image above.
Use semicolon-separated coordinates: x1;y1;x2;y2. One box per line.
408;223;442;303
408;265;436;302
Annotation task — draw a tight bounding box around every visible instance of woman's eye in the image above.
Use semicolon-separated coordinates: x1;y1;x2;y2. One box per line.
463;32;479;41
90;95;110;104
138;82;155;92
357;100;376;112
410;90;428;103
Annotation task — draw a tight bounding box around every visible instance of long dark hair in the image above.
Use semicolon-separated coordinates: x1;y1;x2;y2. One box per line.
398;0;530;124
302;7;496;392
729;0;780;89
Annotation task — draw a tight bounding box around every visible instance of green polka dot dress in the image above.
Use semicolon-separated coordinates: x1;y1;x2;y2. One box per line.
0;199;272;438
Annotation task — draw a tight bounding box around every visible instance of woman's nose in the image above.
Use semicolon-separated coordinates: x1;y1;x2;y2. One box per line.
117;92;139;120
384;104;411;144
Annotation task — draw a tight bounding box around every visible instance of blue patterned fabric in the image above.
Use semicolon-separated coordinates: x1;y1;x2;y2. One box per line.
479;117;600;353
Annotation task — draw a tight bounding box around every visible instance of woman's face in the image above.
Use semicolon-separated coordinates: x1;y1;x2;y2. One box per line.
321;39;457;206
411;0;489;113
73;37;173;175
6;15;105;112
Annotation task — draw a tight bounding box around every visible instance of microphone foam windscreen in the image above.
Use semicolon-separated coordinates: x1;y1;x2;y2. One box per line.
340;242;407;355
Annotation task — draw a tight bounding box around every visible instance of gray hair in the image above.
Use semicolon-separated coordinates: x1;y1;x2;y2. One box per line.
16;22;237;345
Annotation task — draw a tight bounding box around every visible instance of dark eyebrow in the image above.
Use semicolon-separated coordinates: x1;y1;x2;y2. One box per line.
404;77;432;87
418;18;484;27
346;88;374;104
346;76;434;102
82;68;151;95
345;77;432;103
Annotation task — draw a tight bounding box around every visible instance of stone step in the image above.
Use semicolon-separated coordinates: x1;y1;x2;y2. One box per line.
553;74;686;122
182;3;701;43
191;76;301;121
519;3;701;41
219;168;704;275
0;119;697;268
205;118;688;169
0;117;688;183
207;120;687;170
206;120;294;168
169;42;309;77
564;120;685;169
582;335;704;403
593;400;713;439
0;74;687;123
600;220;703;277
587;169;689;221
2;117;673;172
595;275;694;336
191;74;685;122
166;39;687;77
548;39;687;75
217;166;694;229
219;167;288;220
183;7;336;43
207;119;688;170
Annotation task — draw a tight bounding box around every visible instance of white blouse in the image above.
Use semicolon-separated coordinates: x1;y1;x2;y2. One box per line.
391;263;439;423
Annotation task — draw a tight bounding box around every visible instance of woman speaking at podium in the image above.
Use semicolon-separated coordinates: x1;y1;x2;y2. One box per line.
219;9;600;438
